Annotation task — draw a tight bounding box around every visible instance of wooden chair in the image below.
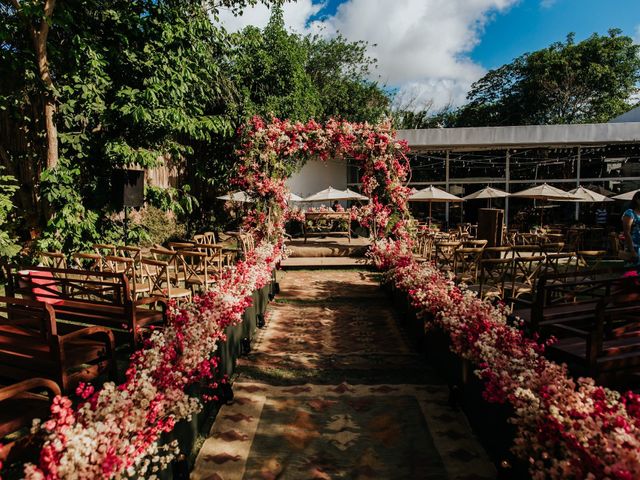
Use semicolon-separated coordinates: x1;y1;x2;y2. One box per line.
577;250;607;271
468;258;512;301
547;293;640;386
454;247;485;284
0;296;116;393
434;241;460;271
511;244;542;258
539;242;565;254
461;239;488;249
103;255;151;300
175;250;210;293
508;255;546;302
0;378;61;464
39;252;67;270
413;234;434;262
92;244;117;269
71;252;102;271
141;257;192;304
8;268;166;348
482;246;512;259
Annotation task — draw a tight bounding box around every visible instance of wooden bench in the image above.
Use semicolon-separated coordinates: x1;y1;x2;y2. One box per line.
7;266;167;348
546;293;640;385
0;296;116;392
0;378;60;464
512;266;640;334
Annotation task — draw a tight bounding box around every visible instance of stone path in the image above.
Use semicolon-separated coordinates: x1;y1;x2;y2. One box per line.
192;270;495;480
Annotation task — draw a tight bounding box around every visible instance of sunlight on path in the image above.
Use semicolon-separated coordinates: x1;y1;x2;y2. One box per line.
192;270;495;480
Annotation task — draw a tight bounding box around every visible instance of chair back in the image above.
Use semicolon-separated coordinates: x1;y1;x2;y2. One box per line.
39;252;67;270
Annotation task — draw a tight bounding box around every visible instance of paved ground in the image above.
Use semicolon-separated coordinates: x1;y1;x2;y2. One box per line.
192;270;495;480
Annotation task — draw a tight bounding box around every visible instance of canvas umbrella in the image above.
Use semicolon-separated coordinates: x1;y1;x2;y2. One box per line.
287;192;304;202
463;186;510;208
555;186;613;203
216;190;254;203
302;186;353;202
612;189;640;201
510;183;580;226
584;184;614;197
344;188;369;201
409;185;463;226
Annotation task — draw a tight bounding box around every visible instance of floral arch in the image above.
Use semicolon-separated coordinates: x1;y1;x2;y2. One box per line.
234;117;413;242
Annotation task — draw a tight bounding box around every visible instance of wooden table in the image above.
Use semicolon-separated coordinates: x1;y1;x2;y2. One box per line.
303;211;351;243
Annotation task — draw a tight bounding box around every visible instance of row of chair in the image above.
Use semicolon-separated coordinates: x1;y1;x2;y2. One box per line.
38;232;254;304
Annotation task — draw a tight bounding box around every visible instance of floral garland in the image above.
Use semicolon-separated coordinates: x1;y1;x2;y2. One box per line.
12;242;283;480
369;239;640;480
234;116;413;241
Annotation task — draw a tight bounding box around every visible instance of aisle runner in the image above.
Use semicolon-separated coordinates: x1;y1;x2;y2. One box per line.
192;271;494;480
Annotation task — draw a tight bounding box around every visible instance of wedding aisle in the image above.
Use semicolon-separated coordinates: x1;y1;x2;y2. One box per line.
192;270;495;479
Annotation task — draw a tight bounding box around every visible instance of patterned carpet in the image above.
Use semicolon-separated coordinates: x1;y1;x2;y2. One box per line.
192;270;495;480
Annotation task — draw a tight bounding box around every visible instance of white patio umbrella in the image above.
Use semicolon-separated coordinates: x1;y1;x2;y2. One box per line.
463;186;510;208
216;190;254;203
557;186;613;203
344;188;369;201
510;183;580;201
409;185;463;226
302;186;352;202
612;189;640;201
510;183;579;226
287;192;304;202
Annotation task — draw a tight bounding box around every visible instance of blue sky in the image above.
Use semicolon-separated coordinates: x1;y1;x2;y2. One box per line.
218;0;640;109
471;0;640;68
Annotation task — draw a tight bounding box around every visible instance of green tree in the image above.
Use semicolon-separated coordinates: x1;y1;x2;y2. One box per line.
230;5;390;123
455;29;640;126
305;33;389;123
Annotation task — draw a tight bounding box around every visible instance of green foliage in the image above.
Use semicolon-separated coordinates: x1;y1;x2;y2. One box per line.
230;5;390;123
456;30;640;126
0;168;20;261
145;185;199;216
37;162;101;253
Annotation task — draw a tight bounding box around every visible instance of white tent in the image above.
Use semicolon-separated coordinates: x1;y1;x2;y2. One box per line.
216;191;254;203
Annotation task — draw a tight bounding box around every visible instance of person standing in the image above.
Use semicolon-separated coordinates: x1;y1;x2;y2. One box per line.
621;191;640;265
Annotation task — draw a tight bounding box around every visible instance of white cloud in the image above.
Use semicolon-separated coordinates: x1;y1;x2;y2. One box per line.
540;0;557;8
216;0;520;109
215;0;323;34
634;24;640;44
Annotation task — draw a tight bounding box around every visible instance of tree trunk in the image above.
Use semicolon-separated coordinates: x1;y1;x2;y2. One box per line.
11;0;58;169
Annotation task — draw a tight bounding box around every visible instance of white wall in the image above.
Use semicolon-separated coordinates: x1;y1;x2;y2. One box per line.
287;158;347;198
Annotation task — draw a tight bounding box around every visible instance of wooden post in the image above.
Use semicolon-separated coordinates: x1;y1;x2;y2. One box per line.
505;149;510;229
445;151;450;226
575;147;581;222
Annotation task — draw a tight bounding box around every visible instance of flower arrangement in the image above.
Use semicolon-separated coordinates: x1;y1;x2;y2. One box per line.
369;239;640;479
235;116;413;242
16;241;283;480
